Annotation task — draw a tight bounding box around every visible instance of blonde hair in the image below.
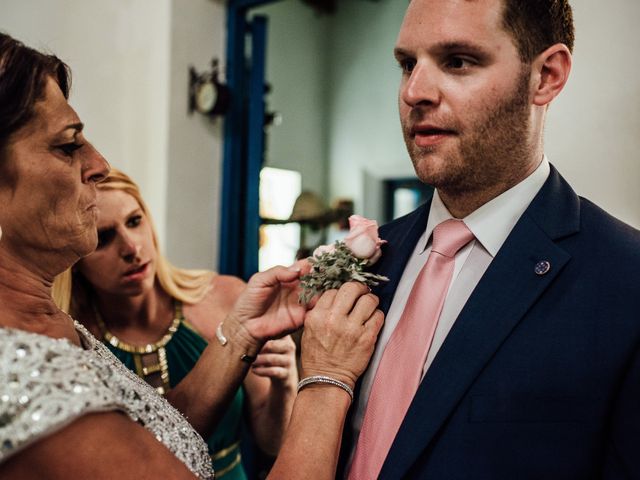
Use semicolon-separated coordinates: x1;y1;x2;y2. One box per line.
52;168;215;315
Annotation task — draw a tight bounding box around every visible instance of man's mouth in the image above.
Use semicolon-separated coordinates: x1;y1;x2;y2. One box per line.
411;124;456;137
410;125;457;147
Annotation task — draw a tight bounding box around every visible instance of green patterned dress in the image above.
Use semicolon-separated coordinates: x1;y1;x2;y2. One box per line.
98;302;247;479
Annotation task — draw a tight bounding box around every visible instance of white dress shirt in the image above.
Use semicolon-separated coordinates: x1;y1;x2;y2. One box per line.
347;157;551;467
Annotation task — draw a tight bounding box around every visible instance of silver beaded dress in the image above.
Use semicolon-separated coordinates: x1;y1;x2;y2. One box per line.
0;321;214;479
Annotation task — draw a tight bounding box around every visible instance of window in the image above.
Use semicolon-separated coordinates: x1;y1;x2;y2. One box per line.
259;167;301;270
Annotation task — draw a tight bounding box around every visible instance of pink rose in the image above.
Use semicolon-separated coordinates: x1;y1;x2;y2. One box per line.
344;215;386;265
313;243;336;257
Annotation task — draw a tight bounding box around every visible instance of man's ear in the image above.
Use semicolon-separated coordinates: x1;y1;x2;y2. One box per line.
531;43;572;107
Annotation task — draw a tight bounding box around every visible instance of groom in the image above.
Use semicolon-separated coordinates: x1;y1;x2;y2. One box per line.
342;0;640;478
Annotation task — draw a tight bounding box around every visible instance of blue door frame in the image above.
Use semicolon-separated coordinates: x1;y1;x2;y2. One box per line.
219;0;281;279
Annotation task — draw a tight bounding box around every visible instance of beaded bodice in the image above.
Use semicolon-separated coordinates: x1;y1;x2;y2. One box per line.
0;322;213;479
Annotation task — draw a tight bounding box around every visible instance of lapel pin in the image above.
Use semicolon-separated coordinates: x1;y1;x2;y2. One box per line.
534;260;551;276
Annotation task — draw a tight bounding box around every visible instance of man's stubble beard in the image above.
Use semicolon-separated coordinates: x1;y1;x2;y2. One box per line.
404;67;534;198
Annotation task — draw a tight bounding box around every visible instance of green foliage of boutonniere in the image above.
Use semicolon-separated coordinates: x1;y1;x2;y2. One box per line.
299;241;389;305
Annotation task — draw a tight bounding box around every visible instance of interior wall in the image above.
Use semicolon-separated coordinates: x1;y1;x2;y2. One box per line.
325;0;409;222
1;0;227;269
1;0;173;241
165;0;226;268
253;1;330;201
544;0;640;227
326;0;640;228
252;0;407;222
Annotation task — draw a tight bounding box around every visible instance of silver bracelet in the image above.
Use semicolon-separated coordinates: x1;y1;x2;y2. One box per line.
297;375;354;402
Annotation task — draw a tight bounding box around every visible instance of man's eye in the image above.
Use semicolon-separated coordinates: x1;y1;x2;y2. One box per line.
56;142;83;156
127;215;142;228
445;56;474;70
398;59;416;74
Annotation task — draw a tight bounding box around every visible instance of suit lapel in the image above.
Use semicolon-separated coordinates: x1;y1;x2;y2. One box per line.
379;166;581;479
372;200;432;315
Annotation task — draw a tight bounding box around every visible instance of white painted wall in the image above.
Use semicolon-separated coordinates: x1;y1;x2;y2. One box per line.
165;0;226;268
1;0;172;241
545;0;640;227
253;1;330;198
326;0;409;222
326;0;640;228
1;0;226;268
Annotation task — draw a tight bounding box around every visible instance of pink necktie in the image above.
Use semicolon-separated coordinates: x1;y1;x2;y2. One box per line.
349;219;474;480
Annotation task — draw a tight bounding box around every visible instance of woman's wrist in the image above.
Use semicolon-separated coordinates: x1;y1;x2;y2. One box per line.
216;314;264;361
297;375;354;403
300;367;356;391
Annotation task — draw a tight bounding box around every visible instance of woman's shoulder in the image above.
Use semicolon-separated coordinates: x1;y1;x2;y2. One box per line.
210;274;246;298
191;273;245;305
0;327;119;462
0;325;212;476
183;275;246;339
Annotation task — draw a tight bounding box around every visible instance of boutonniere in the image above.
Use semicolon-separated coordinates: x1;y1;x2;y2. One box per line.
299;215;389;305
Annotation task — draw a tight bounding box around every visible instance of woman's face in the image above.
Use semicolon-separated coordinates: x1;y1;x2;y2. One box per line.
76;189;157;298
0;77;109;271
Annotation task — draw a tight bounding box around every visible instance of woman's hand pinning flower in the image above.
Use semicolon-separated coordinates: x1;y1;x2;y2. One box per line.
299;215;389;305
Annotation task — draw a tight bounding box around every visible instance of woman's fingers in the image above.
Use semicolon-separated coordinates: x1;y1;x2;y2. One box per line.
252;337;296;380
348;293;380;325
290;258;312;276
252;337;296;370
251;366;290;379
300;282;384;384
249;264;302;288
252;353;293;368
363;309;385;337
308;283;377;328
330;282;371;316
259;337;296;354
313;288;338;310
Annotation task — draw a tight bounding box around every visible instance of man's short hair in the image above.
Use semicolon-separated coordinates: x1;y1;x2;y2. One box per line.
501;0;575;62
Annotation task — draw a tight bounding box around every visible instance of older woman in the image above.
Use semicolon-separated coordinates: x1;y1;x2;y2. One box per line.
54;168;298;478
0;32;383;480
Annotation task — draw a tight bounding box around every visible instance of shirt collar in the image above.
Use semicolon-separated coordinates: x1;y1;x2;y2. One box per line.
423;156;550;257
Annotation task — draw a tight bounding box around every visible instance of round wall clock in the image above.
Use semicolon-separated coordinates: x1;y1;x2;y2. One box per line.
195;79;217;114
189;59;230;117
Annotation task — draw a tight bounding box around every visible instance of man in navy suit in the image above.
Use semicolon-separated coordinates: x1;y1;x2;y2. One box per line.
342;0;640;478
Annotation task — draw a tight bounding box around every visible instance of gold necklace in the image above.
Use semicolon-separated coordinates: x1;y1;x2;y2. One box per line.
95;301;184;395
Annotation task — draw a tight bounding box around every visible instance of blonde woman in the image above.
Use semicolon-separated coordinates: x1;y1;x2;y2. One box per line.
54;168;297;479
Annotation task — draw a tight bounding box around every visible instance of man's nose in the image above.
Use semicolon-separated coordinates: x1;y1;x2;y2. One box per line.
400;63;442;108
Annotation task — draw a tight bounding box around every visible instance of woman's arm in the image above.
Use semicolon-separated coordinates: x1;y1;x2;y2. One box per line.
0;412;197;480
243;335;298;455
165;266;308;439
268;282;384;480
164;314;261;437
267;385;352;480
180;272;299;455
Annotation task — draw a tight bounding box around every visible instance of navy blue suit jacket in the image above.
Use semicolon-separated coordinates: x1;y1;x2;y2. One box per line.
342;166;640;479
